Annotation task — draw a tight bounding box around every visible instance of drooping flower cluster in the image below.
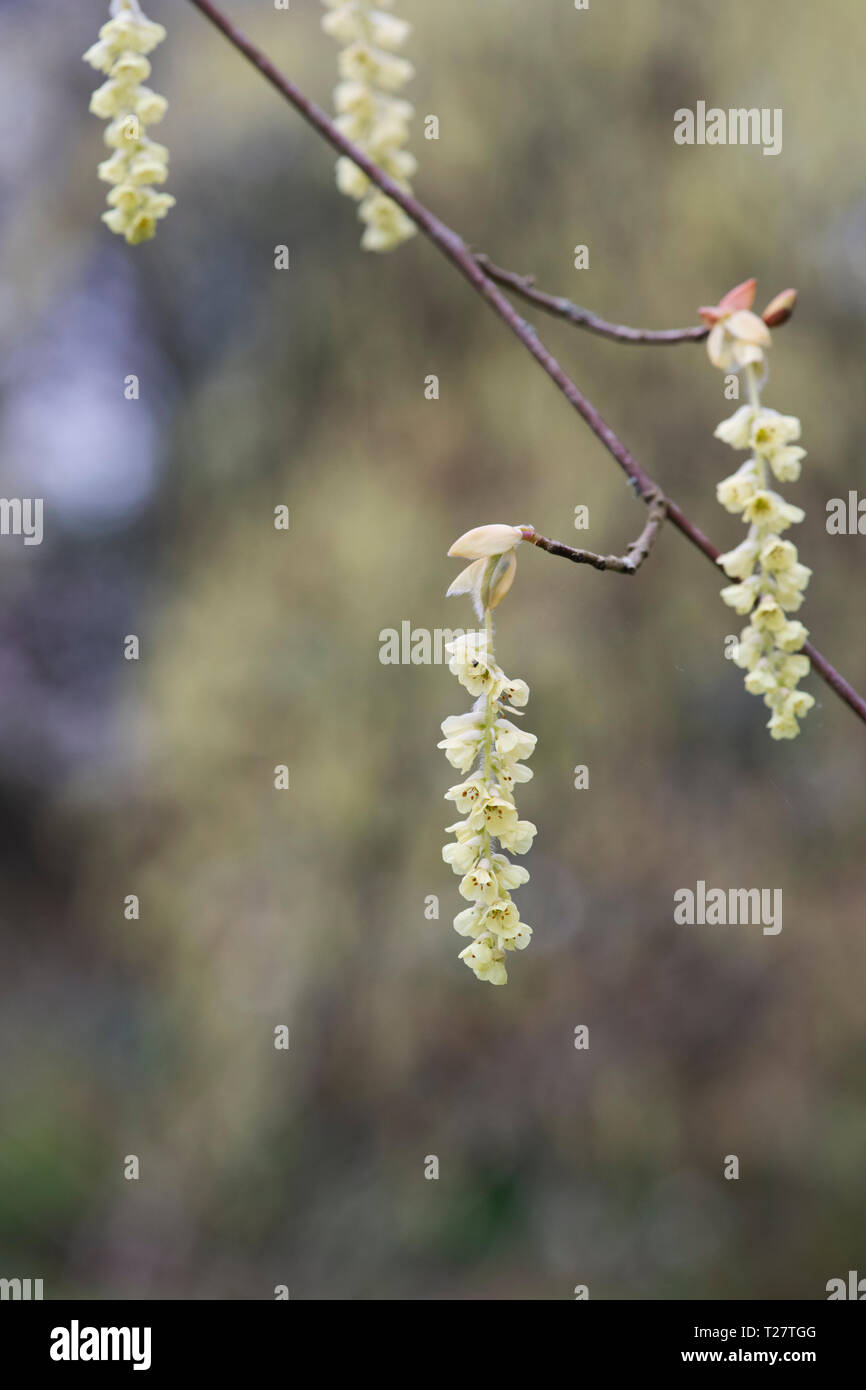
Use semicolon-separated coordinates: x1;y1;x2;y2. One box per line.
703;282;814;739
438;526;537;985
320;1;417;252
83;0;174;245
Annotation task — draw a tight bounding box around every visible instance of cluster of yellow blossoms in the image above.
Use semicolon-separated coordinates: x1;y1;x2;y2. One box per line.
701;281;814;739
83;1;173;245
320;1;417;251
439;526;537;986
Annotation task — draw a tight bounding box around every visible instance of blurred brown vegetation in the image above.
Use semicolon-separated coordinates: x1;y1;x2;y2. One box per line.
0;0;864;1299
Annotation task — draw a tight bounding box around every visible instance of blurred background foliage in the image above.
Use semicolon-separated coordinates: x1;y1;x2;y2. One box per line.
1;0;865;1299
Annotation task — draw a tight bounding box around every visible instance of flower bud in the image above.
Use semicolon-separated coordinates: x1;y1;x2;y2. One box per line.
761;288;797;327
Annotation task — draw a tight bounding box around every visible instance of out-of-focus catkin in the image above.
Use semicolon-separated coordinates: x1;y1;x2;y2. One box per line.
320;2;417;252
83;0;174;246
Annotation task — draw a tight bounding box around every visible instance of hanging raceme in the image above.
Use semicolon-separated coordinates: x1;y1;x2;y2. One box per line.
83;0;174;245
438;525;537;986
320;1;418;251
701;281;814;739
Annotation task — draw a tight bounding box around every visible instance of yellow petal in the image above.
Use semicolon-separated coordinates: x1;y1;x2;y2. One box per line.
446;558;486;598
447;524;523;559
706;322;729;369
726;309;771;347
732;342;766;369
488;550;517;608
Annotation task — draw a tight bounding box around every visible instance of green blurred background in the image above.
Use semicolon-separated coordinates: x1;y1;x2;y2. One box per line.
1;0;864;1299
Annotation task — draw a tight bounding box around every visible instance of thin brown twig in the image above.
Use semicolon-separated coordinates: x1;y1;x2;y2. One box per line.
475;256;710;345
184;0;866;731
521;494;667;574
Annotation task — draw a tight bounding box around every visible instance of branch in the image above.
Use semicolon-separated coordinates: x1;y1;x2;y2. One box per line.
473;258;794;346
184;0;866;731
521;493;667;575
475;256;709;345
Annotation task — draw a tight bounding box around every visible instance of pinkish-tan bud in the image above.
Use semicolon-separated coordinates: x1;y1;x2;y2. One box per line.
699;278;758;326
717;278;757;315
762;288;797;327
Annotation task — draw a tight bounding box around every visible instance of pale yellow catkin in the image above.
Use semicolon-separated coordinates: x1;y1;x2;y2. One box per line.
83;0;174;245
320;1;418;252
